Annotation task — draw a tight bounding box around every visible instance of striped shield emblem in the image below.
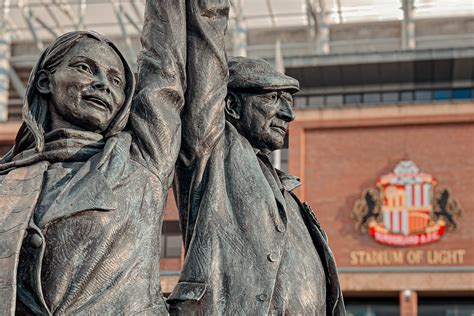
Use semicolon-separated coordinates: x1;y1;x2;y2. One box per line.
378;161;436;236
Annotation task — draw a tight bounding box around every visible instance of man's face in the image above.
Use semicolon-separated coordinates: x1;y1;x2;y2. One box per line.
238;90;295;153
47;38;126;132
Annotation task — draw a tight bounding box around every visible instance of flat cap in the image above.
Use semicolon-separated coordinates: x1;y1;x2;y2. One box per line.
228;56;299;94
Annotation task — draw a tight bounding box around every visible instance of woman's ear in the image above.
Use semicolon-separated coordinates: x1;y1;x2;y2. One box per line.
224;92;241;120
36;70;51;94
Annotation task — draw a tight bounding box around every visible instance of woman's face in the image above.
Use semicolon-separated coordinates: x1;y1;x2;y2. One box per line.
46;38;126;132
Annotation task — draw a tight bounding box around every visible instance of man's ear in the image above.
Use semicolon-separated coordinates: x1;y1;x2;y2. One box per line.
36;70;52;94
224;92;241;120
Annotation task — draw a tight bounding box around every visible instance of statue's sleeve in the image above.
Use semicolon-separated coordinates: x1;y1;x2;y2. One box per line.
129;0;186;185
178;0;230;166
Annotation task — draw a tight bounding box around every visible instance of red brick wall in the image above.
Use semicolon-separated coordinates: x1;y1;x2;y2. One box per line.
0;144;12;157
164;190;179;221
289;104;474;268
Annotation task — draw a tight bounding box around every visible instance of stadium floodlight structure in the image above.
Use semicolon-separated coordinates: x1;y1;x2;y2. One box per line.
2;0;472;64
0;0;148;121
0;0;473;121
1;0;145;63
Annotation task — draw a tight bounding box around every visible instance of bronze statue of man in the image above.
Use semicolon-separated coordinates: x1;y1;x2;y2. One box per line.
0;1;186;314
170;3;345;313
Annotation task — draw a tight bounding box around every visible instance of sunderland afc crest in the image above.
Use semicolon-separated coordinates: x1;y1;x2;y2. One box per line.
352;161;463;246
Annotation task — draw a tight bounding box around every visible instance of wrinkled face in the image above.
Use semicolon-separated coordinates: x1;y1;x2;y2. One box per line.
238;90;295;153
46;38;126;132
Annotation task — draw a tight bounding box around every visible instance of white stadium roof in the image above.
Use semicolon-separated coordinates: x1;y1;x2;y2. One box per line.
1;0;473;42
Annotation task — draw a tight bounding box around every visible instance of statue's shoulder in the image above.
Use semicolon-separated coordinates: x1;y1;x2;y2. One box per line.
223;121;253;154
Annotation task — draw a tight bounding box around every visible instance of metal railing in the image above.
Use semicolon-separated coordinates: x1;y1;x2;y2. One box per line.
246;33;474;60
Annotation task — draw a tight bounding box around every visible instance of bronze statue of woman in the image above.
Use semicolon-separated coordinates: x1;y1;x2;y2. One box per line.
0;1;186;314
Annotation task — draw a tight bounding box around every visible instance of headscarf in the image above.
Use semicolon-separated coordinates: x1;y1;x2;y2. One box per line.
0;31;136;164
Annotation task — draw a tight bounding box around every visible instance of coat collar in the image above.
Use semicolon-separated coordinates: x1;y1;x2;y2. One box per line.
254;150;302;192
276;170;301;192
25;131;123;228
37;132;133;227
9;131;132;228
38;158;117;228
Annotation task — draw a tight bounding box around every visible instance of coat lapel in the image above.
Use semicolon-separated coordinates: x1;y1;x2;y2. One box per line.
257;154;287;222
289;191;342;315
38;157;116;228
0;161;49;316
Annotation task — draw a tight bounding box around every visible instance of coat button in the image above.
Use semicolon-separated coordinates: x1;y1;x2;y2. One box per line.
30;233;43;248
267;253;278;262
276;224;286;233
257;293;268;301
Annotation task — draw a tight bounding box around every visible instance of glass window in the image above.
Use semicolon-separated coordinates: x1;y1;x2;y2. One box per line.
165;235;182;257
160;235;166;257
345;94;362;105
453;88;471;99
363;93;381;104
293;95;307;108
400;91;414;102
325;95;344;107
308;95;325;108
415;90;432;101
281;148;289;173
161;221;182;258
161;234;182;258
162;221;180;234
346;298;399;316
418;297;474;316
271;148;289;173
433;89;451;100
382;92;399;103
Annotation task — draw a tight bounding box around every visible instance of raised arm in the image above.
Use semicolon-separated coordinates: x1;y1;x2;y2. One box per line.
129;0;186;185
179;0;230;166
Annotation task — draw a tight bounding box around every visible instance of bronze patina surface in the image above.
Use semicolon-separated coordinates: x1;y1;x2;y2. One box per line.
0;1;185;314
170;2;345;315
0;1;345;314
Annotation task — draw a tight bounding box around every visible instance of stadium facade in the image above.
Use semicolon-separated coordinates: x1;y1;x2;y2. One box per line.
0;1;473;315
